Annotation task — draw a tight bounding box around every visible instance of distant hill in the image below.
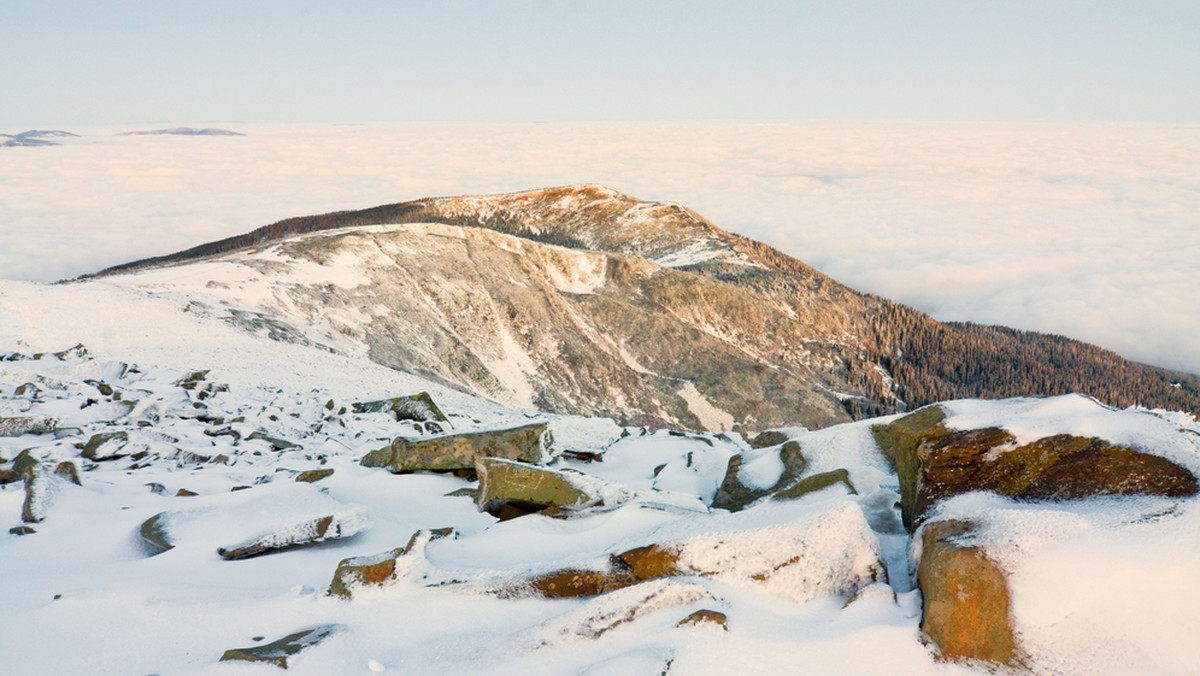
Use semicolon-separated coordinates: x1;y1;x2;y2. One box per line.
84;185;1200;429
1;129;79;147
115;127;245;136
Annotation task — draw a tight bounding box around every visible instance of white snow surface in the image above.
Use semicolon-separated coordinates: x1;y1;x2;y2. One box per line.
2;275;1199;674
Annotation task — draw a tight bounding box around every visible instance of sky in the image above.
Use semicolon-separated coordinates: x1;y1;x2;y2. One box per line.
2;1;1198;126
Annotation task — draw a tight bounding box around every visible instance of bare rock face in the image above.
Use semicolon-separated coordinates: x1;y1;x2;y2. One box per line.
917;520;1018;665
219;625;342;668
873;406;1198;529
360;423;546;473
474;457;604;517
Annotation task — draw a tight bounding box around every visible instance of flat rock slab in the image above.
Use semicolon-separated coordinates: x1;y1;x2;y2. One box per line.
360;422;546;473
135;484;369;558
220;625;343;668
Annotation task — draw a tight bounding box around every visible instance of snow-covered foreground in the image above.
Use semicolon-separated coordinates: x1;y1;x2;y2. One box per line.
2;278;1199;675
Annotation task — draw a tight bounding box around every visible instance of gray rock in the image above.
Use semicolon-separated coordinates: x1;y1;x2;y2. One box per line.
219;625;342;668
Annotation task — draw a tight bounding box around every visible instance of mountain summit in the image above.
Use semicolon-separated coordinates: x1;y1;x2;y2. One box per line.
88;185;1200;433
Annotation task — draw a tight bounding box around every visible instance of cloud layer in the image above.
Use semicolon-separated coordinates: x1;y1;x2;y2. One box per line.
1;121;1197;375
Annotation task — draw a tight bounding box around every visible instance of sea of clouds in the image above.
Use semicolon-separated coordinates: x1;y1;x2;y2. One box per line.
1;121;1197;375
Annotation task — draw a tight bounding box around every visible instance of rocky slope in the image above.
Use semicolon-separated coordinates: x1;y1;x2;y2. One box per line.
85;185;1200;432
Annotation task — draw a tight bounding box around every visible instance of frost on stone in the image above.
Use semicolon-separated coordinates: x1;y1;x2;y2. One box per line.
132;486;370;559
218;506;369;560
524;579;711;646
674;501;886;604
0;416;58;437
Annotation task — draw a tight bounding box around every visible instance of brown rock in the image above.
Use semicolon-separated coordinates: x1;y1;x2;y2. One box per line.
676;609;728;630
874;406;1198;529
176;488;198;497
361;422;546;473
918;520;1018;665
616;544;684;582
328;528;454;599
525;569;622;598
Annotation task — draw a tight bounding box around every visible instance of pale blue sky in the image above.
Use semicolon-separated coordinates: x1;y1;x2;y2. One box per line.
2;0;1198;126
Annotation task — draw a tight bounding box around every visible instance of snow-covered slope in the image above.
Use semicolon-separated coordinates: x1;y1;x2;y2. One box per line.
3;276;1200;674
60;221;870;432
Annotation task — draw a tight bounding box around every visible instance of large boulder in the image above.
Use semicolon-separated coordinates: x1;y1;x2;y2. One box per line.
219;625;342;668
474;458;606;517
360;422;546;473
873;406;1198;529
917;520;1018;665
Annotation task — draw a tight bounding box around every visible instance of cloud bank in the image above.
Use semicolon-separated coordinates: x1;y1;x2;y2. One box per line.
1;121;1197;375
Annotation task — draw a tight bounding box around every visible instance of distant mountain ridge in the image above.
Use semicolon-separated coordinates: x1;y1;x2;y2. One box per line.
1;130;79;147
115;127;244;136
84;185;1200;430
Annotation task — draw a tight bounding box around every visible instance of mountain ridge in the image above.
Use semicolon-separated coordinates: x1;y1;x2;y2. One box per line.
79;185;1200;428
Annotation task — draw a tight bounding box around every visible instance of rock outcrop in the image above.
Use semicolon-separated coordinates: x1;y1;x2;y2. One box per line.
873;405;1198;529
